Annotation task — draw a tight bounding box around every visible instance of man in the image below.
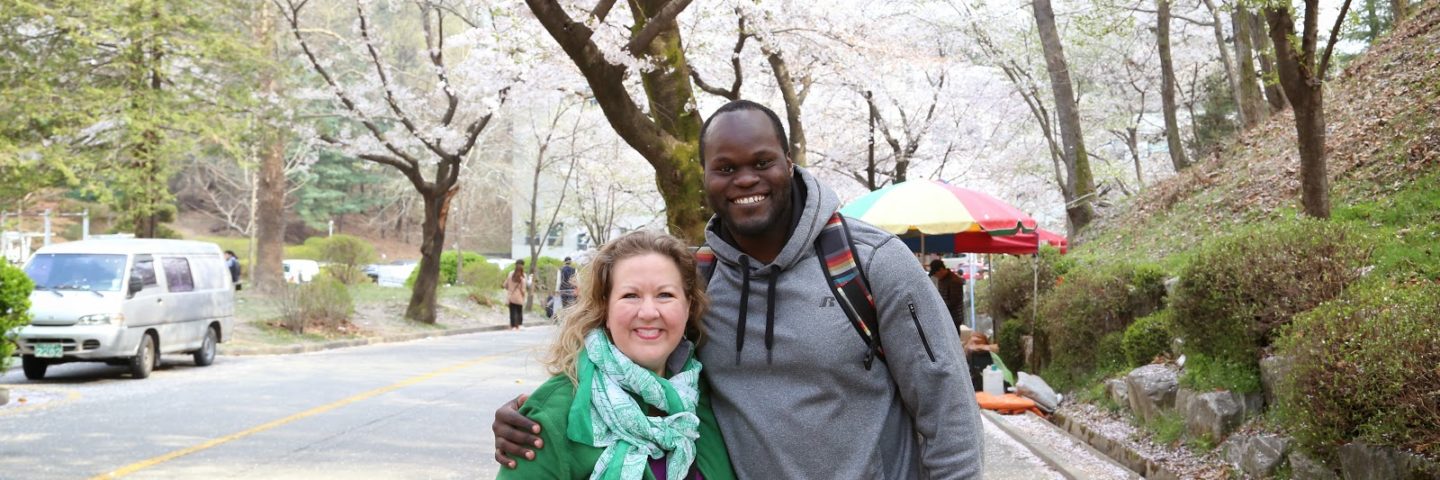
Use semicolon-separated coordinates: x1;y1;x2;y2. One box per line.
556;257;577;308
931;259;966;334
493;100;983;478
224;250;241;291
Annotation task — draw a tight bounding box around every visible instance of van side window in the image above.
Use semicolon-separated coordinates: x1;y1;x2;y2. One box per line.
162;257;195;293
133;255;160;290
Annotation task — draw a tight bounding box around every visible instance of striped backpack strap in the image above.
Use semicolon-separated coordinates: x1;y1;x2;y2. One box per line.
814;212;884;369
695;244;717;289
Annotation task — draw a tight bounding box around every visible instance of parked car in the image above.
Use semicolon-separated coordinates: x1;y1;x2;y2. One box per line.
371;260;418;288
282;259;321;283
12;239;235;380
364;259;417;284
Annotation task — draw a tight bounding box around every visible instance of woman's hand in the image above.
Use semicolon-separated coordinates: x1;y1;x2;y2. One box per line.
492;394;543;469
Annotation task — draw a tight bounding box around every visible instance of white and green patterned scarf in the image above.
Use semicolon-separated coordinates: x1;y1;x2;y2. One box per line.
566;329;702;480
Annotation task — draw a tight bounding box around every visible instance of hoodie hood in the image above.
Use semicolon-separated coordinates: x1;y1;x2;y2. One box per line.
703;166;838;274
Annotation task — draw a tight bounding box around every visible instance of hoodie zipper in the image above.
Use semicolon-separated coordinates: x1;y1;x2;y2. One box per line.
908;302;937;362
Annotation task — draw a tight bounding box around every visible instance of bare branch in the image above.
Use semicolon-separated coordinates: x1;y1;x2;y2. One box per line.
592;0;619;23
275;0;420;170
625;0;695;56
1319;0;1354;80
421;4;460;125
689;12;748;100
355;0;447;157
1126;6;1214;26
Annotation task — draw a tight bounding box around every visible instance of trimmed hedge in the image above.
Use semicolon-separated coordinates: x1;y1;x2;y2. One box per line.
1123;310;1175;367
1170;219;1370;366
1036;261;1167;379
0;263;34;375
985;246;1072;321
1277;280;1440;462
406;251;490;288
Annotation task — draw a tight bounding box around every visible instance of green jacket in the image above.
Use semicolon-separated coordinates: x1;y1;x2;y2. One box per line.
496;375;736;480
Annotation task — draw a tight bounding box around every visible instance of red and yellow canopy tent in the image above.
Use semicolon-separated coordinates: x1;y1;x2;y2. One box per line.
839;180;1068;330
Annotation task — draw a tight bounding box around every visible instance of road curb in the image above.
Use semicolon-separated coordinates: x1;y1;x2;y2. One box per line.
219;324;514;356
982;410;1141;480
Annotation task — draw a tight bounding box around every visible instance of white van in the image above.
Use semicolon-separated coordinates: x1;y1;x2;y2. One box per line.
282;259;320;283
12;239;235;380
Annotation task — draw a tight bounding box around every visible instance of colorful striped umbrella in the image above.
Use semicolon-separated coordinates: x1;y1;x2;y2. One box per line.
839;180;1037;236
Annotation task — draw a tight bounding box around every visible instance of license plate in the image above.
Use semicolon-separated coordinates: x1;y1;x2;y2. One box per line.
34;343;63;358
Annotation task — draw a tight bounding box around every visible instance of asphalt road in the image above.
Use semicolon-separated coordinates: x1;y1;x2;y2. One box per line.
2;326;1063;479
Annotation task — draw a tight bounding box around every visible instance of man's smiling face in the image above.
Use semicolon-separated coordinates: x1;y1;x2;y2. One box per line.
702;109;794;238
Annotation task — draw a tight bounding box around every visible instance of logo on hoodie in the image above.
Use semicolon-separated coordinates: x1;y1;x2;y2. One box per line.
820;297;837;308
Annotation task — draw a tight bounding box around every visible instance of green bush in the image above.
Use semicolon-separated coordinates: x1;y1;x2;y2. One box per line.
1180;352;1261;393
1170;219;1370;365
460;262;504;307
1096;331;1128;373
277;276;354;334
1276;279;1440;462
318;234;377;285
1036;261;1168;378
405;251;490;287
0;263;34;375
995;318;1033;374
985;246;1072;322
1124;310;1175;367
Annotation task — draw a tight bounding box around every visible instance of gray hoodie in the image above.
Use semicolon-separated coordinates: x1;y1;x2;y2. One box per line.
699;166;984;479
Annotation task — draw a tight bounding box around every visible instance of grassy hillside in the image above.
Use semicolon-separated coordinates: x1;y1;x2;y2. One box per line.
1078;4;1440;280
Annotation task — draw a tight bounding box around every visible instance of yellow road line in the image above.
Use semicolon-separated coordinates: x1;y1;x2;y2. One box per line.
92;346;532;479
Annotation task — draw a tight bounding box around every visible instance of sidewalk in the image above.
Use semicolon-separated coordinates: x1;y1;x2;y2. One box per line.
983;410;1141;479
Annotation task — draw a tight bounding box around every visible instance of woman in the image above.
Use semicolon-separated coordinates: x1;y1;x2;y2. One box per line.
504;259;527;331
497;231;735;480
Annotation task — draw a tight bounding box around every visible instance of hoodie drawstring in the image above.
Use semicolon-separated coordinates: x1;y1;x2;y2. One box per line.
764;272;777;364
733;258;780;365
735;256;751;365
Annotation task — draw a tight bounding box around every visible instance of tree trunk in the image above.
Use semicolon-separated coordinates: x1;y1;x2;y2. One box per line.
1033;0;1096;236
1250;10;1290;112
253;1;286;294
1126;127;1144;188
1157;0;1191;172
405;188;454;324
1391;0;1408;24
1366;0;1382;43
525;0;708;243
765;48;807;167
254;133;286;293
1201;0;1244;127
1265;3;1335;219
1233;8;1269;127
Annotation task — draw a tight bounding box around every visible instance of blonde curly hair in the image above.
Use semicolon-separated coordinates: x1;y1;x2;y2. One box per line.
543;230;708;381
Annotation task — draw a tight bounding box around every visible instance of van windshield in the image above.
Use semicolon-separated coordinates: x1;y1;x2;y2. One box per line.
24;253;129;292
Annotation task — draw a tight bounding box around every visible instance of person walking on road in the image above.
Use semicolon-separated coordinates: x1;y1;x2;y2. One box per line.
493;100;984;479
557;257;578;309
504;260;528;331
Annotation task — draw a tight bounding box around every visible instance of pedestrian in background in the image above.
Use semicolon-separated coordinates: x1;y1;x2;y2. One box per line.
929;259;965;335
504;260;528;331
224;250;242;291
558;257;578;309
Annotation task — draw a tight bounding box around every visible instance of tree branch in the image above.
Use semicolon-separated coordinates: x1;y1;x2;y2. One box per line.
591;0;619;23
625;0;695;56
688;12;748;100
1318;0;1354;80
355;0;447;158
421;3;460;125
1127;6;1214;26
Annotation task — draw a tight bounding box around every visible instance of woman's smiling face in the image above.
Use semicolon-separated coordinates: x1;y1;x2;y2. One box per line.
606;253;690;374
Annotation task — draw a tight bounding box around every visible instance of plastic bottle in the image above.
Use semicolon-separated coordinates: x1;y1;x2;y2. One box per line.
983;365;1004;397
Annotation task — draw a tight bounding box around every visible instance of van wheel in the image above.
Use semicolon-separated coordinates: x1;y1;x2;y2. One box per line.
193;326;217;367
21;356;47;380
130;333;157;379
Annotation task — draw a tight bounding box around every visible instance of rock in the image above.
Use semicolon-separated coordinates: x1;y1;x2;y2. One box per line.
1175;387;1195;414
1259;355;1292;408
1183;390;1245;441
1289;450;1339;480
1339;442;1440;480
1125;364;1179;422
1240;435;1291;478
1220;435;1248;468
1106;378;1129;406
1163;276;1180;298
